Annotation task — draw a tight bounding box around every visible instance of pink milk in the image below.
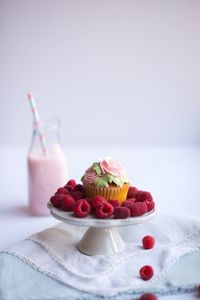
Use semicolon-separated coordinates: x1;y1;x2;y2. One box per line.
28;118;67;216
28;144;67;215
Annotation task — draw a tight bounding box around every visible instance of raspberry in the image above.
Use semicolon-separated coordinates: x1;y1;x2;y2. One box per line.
50;194;63;208
113;206;130;219
61;195;75;211
74;199;91;218
126;197;137;203
91;196;106;209
142;236;155;249
139;265;154;280
66;179;77;187
197;285;200;296
136;190;153;202
71;191;83;201
135;191;155;213
108;200;120;207
140;293;157;300
55;187;68;195
95;202;114;219
127;186;138;199
74;184;85;193
64;184;75;193
146;200;155;212
130;202;147;217
122;200;135;209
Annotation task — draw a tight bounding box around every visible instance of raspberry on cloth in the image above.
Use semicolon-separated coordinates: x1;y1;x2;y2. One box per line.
140;293;158;300
142;235;155;250
139;265;154;280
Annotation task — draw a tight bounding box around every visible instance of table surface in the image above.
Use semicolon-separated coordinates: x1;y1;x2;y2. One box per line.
1;145;200;300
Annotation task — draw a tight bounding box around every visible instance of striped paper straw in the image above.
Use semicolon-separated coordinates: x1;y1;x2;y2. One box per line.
27;92;48;156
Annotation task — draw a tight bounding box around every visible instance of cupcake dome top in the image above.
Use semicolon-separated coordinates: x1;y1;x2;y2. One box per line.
81;157;129;187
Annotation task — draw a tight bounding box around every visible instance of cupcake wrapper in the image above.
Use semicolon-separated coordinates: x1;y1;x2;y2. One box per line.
84;183;129;204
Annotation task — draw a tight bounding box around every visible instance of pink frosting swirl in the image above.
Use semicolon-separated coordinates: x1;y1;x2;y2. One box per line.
83;167;99;184
100;158;125;178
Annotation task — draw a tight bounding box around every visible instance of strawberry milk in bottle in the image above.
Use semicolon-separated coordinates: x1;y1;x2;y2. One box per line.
28;118;67;215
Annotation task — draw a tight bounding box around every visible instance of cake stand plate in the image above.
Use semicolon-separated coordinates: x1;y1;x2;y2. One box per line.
48;202;156;256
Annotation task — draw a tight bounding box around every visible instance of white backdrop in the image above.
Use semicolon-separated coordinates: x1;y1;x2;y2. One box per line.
1;0;200;147
1;5;200;299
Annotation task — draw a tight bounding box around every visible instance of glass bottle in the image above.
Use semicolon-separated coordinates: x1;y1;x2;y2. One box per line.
27;118;67;216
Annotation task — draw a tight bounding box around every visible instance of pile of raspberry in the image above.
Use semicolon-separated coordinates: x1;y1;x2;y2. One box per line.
50;180;155;219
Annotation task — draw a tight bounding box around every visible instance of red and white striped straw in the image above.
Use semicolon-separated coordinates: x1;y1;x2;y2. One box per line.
27;92;48;156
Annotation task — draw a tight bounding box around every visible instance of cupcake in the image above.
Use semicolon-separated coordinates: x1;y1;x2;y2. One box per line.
81;158;129;204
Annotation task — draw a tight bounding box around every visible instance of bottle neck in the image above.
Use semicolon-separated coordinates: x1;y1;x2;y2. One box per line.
30;118;62;155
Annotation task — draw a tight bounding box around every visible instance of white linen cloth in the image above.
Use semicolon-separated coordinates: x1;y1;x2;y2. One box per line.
4;214;200;297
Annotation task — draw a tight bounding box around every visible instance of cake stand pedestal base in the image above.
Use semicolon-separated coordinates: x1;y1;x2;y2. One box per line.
48;202;156;256
78;227;125;256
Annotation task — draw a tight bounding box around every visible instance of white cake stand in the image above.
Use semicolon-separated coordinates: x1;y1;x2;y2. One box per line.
48;202;156;256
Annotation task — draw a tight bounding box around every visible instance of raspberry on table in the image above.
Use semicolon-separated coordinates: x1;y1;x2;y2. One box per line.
130;202;147;217
71;191;84;201
113;206;130;219
142;235;155;250
50;194;63;208
91;196;106;209
127;186;138;199
95;202;114;219
108;200;120;208
140;293;158;300
139;265;154;280
55;187;68;195
61;194;75;211
74;199;91;218
136;190;153;202
122;200;135;209
66;179;77;187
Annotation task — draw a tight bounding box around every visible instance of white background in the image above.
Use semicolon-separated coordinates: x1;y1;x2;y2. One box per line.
1;0;200;147
1;1;200;299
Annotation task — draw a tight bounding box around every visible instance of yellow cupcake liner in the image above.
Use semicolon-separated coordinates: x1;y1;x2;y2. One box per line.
84;183;129;205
